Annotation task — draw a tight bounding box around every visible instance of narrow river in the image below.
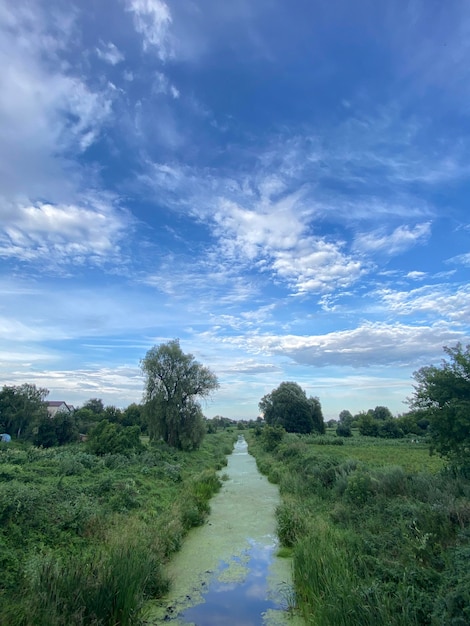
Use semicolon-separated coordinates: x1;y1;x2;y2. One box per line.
146;436;301;626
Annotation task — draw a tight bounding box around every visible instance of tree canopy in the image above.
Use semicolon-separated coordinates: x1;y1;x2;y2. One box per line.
141;339;219;450
259;382;325;434
0;384;49;438
410;343;470;468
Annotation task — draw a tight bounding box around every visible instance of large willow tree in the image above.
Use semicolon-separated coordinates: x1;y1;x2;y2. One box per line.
141;339;219;450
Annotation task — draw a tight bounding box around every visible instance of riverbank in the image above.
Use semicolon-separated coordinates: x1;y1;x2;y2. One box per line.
247;429;470;625
0;431;236;625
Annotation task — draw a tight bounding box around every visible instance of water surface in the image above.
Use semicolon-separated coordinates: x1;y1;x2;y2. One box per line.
146;436;300;625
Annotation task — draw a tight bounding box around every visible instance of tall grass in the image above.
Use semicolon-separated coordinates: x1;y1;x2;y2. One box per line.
246;429;470;625
18;542;163;626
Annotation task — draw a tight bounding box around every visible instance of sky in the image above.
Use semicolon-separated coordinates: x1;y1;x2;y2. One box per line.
1;0;469;421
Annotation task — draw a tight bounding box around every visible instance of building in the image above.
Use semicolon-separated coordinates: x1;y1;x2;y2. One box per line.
46;401;74;417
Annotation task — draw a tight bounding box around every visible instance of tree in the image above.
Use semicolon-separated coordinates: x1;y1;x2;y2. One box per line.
0;384;49;438
82;398;105;414
141;339;219;450
410;343;470;468
358;412;379;437
372;405;393;421
339;410;353;426
33;411;78;448
259;382;325;434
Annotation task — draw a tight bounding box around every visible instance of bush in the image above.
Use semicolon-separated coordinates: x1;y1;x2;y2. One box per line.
336;423;352;437
261;425;285;451
87;421;144;456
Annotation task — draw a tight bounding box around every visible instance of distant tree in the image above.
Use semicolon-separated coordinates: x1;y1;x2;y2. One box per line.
339;410;353;426
358;412;379;437
141;339;219;450
378;419;404;439
259;382;325;434
396;410;429;436
326;418;337;428
54;411;79;445
410;343;470;468
122;403;144;429
74;407;100;434
0;384;49;439
103;405;123;423
82;398;105;414
372;406;393;421
33;415;58;447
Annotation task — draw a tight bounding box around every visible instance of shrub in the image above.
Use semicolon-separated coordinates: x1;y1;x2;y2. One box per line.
336;423;352;437
261;425;285;451
87;422;144;456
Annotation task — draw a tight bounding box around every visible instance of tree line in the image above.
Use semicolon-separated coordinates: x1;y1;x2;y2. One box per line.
1;341;469;470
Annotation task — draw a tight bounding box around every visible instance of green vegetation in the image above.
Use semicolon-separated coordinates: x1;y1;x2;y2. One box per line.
0;430;236;625
410;342;470;470
141;339;219;450
247;429;470;625
259;381;325;434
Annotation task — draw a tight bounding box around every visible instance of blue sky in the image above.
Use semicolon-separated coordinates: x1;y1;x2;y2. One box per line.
1;0;469;420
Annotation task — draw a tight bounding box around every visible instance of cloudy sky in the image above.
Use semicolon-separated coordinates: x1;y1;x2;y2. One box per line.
1;0;469;420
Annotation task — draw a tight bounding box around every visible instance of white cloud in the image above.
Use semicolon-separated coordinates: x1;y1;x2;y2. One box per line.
0;201;130;268
125;0;173;59
0;2;114;201
353;223;431;256
0;365;144;408
218;321;466;368
406;271;427;280
378;284;470;323
447;251;470;267
96;41;125;65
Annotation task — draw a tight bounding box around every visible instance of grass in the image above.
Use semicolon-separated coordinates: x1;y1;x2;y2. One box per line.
0;430;237;625
247;428;470;625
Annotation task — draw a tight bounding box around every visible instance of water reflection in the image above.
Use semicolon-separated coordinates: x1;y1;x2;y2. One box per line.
180;541;286;626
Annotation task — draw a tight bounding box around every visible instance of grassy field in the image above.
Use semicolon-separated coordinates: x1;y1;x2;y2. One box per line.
247;428;470;626
315;429;444;473
0;430;237;625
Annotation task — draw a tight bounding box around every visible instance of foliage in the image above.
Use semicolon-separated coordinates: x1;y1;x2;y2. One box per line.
410;343;470;468
87;421;144;456
141;339;219;450
0;384;49;439
259;382;325;434
358;412;379;436
247;430;470;625
336;422;352;437
0;430;236;624
261;424;285;451
34;412;79;447
82;398;105;414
